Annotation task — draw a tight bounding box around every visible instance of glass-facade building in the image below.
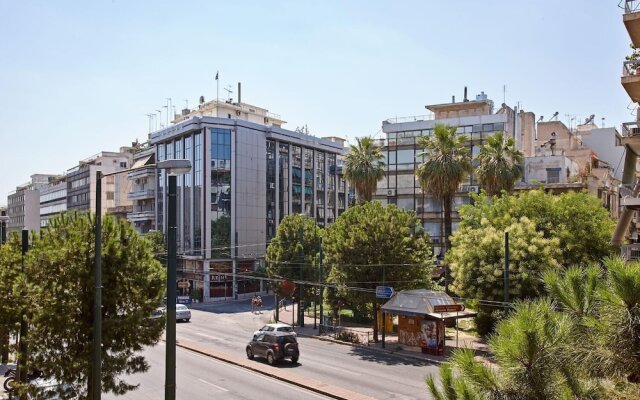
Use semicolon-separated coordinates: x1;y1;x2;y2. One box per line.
151;117;346;301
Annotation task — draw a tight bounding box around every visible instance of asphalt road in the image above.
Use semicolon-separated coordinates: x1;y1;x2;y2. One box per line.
174;301;438;399
103;342;332;400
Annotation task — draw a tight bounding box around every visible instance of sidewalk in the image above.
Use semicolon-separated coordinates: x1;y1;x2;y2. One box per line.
274;302;488;365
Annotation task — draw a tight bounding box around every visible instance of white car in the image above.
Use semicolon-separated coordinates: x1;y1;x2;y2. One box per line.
253;323;296;337
27;377;78;399
176;304;191;322
151;305;191;322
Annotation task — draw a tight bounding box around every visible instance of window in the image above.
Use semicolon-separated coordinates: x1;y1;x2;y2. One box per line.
106;192;114;200
120;162;127;168
547;168;561;184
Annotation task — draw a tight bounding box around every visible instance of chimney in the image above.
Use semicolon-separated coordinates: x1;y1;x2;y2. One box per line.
238;82;242;104
452;95;455;103
463;86;468;102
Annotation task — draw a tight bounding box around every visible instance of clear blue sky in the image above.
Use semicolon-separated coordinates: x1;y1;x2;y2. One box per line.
0;0;632;201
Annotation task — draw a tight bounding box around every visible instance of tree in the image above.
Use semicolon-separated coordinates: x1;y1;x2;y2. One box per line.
343;136;386;203
323;201;434;342
448;217;562;302
266;214;322;305
459;190;615;267
21;212;165;399
0;235;23;364
475;131;523;196
144;230;166;263
427;300;599;400
415;124;471;252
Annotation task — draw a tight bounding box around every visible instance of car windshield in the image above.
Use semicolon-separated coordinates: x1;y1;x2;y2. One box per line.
176;305;188;311
277;326;293;332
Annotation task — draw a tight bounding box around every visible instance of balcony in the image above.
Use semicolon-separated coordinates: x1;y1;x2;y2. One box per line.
620;121;640;156
622;243;640;260
622;60;640;102
623;0;640;46
128;209;155;222
127;188;155;200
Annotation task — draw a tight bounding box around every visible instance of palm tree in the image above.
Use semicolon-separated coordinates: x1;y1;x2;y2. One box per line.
415;124;471;253
343;136;386;203
476;131;523;196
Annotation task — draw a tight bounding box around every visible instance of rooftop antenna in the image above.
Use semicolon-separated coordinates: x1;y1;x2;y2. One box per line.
163;105;169;127
166;98;172;125
145;113;154;133
538;115;544;122
584;114;595;125
224;85;233;101
550;112;559;121
503;84;506;103
156;109;163;129
184;99;188;109
601;117;605;128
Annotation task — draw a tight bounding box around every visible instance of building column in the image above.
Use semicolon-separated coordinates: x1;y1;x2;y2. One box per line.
203;260;211;302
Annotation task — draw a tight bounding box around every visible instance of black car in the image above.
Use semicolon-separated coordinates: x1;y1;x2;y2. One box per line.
246;331;299;365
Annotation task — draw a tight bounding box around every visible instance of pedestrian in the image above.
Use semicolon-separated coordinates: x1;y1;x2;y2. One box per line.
257;296;262;314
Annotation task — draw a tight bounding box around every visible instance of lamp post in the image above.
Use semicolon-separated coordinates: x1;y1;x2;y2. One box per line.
18;229;29;399
0;215;9;364
157;159;192;400
0;214;8;245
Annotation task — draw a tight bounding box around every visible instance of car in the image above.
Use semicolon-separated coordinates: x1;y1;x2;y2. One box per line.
253;323;296;337
150;305;191;322
246;331;299;365
27;377;78;399
176;304;191;322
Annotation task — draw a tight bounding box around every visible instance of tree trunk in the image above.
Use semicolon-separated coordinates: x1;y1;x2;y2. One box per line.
443;194;452;254
0;332;8;364
372;302;379;343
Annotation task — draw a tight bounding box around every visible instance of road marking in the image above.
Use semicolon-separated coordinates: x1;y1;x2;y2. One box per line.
198;378;229;392
318;364;362;376
195;332;219;340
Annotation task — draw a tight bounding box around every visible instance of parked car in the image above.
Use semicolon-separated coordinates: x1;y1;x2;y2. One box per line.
150;304;191;322
27;377;78;399
253;323;295;337
246;331;299;365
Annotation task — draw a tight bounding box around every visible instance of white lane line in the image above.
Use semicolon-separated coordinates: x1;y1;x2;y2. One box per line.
195;332;219;340
198;378;229;392
317;363;362;376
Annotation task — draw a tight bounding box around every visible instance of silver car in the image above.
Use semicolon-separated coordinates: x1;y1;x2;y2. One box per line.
176;304;191;322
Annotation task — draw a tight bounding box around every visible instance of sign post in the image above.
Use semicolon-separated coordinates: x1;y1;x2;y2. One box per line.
376;286;394;299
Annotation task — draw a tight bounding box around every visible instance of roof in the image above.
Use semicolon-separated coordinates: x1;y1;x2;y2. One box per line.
381;289;464;317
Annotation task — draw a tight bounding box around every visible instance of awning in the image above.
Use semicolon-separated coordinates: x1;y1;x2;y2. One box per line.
132;154;153;169
426;310;477;320
381;289;472;319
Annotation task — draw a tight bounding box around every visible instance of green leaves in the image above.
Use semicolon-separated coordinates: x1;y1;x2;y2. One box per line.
344;136;386;203
476;131;524;196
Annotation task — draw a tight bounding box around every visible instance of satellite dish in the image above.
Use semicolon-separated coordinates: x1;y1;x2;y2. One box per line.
199;96;205;104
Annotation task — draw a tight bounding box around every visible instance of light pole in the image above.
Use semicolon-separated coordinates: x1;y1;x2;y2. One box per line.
18;229;29;399
0;213;8;245
157;159;192;400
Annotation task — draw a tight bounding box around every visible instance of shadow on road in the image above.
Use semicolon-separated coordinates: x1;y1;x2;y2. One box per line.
348;346;433;367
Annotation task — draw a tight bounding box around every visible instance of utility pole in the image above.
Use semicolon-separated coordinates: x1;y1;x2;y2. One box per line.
381;264;386;349
92;171;102;400
166;174;177;400
233;232;238;300
318;238;323;334
298;226;305;328
18;229;29;400
504;231;510;303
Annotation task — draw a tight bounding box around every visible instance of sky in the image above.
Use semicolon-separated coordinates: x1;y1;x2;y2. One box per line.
0;0;633;201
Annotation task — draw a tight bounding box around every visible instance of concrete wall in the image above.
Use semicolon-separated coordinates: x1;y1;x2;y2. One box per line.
581;127;625;180
524;155;578;184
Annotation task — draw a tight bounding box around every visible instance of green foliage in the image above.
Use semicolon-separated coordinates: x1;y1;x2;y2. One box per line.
459;190;616;267
211;215;231;258
266;214;322;299
475;131;523;196
324;201;434;337
343;136;386;203
143;230;166;260
416;124;471;250
448;216;562;302
21;212;165;398
0;235;24;360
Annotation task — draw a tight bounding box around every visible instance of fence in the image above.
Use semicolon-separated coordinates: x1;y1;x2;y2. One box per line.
319;324;373;346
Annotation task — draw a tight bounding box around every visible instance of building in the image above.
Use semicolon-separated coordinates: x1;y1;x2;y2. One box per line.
7;174;57;234
150;104;347;302
65;148;134;214
517;118;621;219
39;177;67;228
374;89;534;258
126;145;156;234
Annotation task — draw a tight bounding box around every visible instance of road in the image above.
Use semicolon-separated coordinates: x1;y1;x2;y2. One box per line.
173;301;437;399
103;342;332;400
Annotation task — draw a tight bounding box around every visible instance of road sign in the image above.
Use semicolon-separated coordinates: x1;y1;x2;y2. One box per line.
177;280;190;289
433;304;465;313
177;295;192;304
376;286;394;299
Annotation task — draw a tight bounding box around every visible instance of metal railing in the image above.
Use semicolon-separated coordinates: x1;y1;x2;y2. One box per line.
622;121;640;137
622;243;640;259
384;114;434;124
319;324;372;345
621;0;640;13
623;60;640;77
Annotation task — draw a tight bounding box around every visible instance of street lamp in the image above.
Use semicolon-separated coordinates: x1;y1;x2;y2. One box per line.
157;159;192;400
0;214;8;245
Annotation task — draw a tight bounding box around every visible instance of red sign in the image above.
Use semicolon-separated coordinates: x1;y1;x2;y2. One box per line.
177;281;190;289
433;304;465;313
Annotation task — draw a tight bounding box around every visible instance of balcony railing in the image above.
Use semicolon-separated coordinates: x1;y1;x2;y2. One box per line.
621;0;640;13
623;60;640;77
622;121;640;137
384;114;434;124
622;243;640;259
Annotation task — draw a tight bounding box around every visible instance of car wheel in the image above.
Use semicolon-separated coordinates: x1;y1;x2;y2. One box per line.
3;376;15;392
185;318;190;323
246;347;254;360
291;356;298;364
266;351;275;365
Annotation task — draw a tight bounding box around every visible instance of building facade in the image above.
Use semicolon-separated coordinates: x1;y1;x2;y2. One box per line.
7;174;57;234
126;146;156;234
39;179;67;227
374;91;533;258
150;115;347;302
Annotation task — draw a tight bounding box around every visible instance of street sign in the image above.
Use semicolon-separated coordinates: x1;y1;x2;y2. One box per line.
177;295;192;304
177;280;190;289
433;304;465;313
376;286;394;299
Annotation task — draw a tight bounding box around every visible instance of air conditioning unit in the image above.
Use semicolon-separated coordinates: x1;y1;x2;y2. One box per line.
468;185;479;194
387;189;396;197
268;183;275;189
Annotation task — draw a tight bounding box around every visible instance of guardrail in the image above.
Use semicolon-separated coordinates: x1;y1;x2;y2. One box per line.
319;324;372;345
621;0;640;13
